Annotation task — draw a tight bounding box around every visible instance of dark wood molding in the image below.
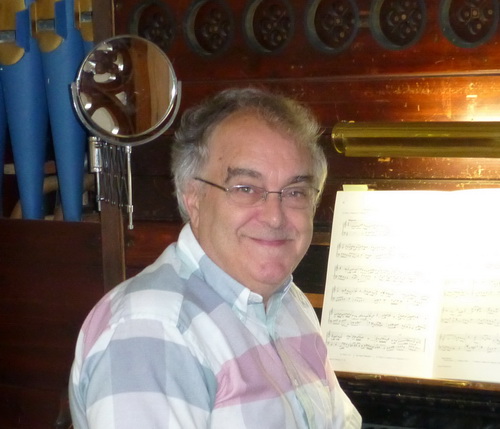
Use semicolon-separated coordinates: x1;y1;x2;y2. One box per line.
100;203;126;291
92;0;115;42
90;0;129;291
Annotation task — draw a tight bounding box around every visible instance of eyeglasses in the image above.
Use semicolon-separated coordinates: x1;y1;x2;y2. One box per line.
195;177;319;209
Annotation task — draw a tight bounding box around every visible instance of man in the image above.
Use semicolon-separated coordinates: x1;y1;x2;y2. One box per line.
69;87;361;428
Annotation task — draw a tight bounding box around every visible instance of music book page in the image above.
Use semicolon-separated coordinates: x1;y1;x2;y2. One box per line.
321;189;500;383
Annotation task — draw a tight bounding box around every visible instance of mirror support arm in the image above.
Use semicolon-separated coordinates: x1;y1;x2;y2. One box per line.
125;145;133;230
88;136;102;211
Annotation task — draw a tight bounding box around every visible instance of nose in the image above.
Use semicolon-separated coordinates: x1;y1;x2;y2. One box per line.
259;191;285;227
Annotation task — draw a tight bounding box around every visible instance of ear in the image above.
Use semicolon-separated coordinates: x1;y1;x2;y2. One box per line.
183;181;201;230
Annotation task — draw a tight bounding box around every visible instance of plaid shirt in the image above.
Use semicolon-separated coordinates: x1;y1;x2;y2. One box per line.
69;224;361;429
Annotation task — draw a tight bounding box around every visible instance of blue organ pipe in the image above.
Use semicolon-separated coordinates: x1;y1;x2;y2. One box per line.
39;0;87;221
0;5;49;220
0;81;7;216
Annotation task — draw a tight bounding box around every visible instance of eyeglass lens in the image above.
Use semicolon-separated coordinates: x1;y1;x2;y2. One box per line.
228;185;315;208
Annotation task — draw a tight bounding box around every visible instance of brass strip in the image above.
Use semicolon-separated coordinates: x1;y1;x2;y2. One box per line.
0;0;25;65
75;0;93;42
31;0;62;53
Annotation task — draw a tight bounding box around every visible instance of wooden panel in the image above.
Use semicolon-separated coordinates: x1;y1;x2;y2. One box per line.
0;219;105;428
0;385;63;429
158;75;500;126
92;0;114;41
111;0;500;125
124;221;182;276
114;0;500;78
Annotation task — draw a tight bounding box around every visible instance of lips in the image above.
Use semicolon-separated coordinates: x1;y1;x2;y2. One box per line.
249;236;291;247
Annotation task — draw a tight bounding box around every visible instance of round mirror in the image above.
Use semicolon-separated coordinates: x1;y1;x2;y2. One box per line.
72;35;180;146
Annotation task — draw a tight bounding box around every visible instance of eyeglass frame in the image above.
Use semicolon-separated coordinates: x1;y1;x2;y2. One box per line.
194;177;320;209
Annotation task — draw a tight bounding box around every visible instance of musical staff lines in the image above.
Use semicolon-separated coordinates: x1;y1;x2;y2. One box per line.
321;190;500;382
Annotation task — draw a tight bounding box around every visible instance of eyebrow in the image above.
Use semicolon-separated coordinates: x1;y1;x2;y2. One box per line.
225;167;262;183
225;167;314;186
289;175;315;185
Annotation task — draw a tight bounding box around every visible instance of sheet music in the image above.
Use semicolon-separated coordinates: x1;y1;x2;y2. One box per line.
433;190;500;382
321;189;500;383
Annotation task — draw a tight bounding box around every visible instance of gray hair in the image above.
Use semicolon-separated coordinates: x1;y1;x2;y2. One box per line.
171;87;327;222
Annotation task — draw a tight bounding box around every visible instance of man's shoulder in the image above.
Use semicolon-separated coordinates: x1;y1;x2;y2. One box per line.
115;262;188;319
76;259;215;361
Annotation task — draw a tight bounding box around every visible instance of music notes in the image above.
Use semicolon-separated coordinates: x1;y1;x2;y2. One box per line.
327;309;428;331
322;190;500;383
438;333;500;354
326;332;426;353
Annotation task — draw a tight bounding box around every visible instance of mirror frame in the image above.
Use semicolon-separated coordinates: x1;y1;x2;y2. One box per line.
71;34;181;147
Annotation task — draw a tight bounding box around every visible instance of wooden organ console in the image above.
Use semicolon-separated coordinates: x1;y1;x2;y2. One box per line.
2;0;500;427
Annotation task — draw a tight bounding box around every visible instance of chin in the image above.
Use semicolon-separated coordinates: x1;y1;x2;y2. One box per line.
252;267;291;287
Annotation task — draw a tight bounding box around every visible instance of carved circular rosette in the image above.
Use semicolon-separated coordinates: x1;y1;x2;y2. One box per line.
129;1;176;53
305;0;359;54
244;0;294;53
370;0;427;50
440;0;498;48
185;0;234;56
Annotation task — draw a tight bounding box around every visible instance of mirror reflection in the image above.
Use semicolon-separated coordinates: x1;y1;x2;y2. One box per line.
73;35;179;146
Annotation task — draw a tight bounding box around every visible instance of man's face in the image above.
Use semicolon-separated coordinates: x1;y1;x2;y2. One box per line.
185;111;317;303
